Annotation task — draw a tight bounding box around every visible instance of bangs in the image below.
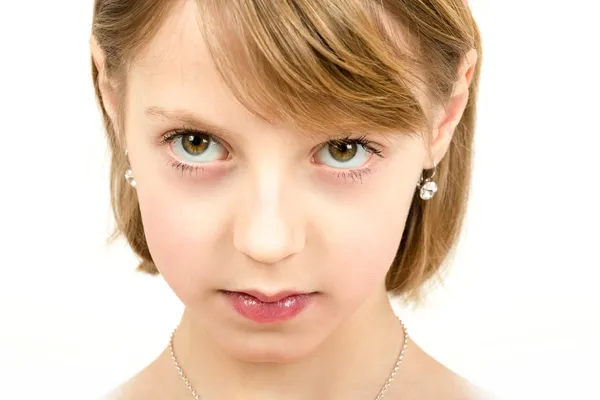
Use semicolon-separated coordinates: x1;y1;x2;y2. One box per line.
195;0;431;138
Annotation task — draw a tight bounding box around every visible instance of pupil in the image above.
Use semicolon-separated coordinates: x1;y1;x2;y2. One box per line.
183;134;209;155
329;142;356;161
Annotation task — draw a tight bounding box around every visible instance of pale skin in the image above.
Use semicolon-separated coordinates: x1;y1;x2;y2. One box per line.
93;1;483;399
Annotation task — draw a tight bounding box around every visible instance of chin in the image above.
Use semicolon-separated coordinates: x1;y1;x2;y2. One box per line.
218;330;322;363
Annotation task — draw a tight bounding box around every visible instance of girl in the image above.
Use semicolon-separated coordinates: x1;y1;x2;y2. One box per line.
91;0;486;398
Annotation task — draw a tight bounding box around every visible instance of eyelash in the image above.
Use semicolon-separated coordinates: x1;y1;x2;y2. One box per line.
159;127;384;183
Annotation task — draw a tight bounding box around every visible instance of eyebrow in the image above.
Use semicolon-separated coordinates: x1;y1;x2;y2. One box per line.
144;106;379;141
145;106;237;137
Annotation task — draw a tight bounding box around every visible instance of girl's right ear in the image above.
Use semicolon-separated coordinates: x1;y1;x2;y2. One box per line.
90;35;117;125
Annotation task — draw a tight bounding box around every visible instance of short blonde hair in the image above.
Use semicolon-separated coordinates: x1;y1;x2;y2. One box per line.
91;0;482;300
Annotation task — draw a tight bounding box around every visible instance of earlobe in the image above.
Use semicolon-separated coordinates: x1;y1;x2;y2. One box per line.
90;35;117;123
424;121;454;170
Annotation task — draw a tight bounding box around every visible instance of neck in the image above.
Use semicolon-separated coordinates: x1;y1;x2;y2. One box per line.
172;292;406;400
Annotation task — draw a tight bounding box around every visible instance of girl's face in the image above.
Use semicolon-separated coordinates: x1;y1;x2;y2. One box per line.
124;1;428;362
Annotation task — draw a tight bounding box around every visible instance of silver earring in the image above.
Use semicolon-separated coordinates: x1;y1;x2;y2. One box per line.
124;169;136;188
124;149;137;188
418;160;437;200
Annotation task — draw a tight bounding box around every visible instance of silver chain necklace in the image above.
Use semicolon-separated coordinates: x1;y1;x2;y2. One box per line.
169;318;408;400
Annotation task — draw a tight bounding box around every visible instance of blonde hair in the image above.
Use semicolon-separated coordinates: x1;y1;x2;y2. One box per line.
91;0;482;300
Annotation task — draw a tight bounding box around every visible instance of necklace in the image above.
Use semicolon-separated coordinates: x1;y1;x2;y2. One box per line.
169;318;409;400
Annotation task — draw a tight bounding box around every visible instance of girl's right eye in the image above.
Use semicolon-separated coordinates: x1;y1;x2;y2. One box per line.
161;129;229;164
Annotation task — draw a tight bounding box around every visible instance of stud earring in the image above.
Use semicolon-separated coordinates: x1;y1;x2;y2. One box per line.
124;169;136;188
418;160;438;200
124;149;136;188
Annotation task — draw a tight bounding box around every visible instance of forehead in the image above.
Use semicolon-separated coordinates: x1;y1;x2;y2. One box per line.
128;1;252;127
125;0;431;139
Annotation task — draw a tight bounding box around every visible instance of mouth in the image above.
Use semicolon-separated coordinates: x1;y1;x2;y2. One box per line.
220;290;318;323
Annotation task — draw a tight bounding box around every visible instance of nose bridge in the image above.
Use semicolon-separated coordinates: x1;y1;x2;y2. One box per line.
233;162;304;264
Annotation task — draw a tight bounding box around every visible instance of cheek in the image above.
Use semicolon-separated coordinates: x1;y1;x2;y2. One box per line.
135;180;227;304
317;178;416;303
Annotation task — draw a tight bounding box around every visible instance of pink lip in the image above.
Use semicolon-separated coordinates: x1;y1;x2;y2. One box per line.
222;290;315;323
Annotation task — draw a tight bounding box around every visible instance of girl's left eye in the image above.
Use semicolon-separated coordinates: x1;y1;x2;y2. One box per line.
313;138;382;169
162;130;229;163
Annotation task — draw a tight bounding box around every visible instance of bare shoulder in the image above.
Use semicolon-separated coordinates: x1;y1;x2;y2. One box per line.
99;350;181;400
394;341;496;400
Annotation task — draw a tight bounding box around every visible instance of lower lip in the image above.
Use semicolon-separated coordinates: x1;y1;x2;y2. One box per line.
222;291;315;323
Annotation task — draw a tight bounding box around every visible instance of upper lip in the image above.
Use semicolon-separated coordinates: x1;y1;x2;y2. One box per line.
231;290;311;303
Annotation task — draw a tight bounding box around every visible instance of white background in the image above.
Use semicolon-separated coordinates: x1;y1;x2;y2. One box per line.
0;1;599;399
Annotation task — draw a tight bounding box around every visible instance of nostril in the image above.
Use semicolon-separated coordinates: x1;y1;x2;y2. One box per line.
236;234;296;264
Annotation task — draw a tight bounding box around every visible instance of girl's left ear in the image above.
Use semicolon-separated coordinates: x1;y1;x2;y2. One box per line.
425;48;478;168
90;35;118;125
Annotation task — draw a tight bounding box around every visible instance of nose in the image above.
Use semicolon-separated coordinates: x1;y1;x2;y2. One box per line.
233;171;305;265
